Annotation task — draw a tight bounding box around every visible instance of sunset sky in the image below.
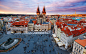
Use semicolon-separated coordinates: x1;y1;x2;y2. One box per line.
0;0;86;15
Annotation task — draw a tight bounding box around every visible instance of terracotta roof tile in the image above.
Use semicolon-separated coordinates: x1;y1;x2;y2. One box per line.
71;30;80;37
75;39;86;47
12;21;28;26
61;27;72;37
33;20;37;24
77;27;86;34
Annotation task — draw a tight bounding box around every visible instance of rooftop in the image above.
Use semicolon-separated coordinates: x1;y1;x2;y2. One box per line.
29;20;33;23
12;21;28;26
75;39;86;47
61;27;73;37
42;22;49;24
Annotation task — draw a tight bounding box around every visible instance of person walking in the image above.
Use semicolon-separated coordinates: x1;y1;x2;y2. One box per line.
49;50;51;53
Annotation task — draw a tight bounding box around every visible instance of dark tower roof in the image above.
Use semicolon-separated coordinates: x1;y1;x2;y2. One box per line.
42;6;46;14
36;6;40;14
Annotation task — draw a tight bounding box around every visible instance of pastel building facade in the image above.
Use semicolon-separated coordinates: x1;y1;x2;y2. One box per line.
72;39;86;54
60;26;86;49
11;21;28;33
0;20;3;31
34;22;51;31
28;19;34;31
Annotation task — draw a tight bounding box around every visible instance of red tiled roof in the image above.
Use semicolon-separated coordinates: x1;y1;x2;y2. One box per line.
62;23;67;27
63;19;72;21
33;20;37;24
12;21;28;26
12;17;16;18
75;39;86;47
71;30;80;37
0;19;3;20
77;27;86;34
56;22;63;28
79;21;86;23
76;24;81;27
50;21;53;25
61;27;72;37
67;21;78;24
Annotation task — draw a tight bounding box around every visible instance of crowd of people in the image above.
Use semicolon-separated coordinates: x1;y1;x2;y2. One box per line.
16;34;57;54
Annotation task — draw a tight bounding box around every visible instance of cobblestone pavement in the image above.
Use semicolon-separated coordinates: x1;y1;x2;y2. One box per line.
0;31;69;54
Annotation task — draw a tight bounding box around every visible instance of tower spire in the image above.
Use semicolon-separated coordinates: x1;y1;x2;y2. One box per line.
42;6;46;15
75;11;76;15
36;5;40;15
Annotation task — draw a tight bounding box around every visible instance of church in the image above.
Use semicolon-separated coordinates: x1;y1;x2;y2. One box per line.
34;6;51;31
36;6;46;24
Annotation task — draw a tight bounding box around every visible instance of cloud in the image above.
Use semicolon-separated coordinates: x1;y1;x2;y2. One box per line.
0;4;10;9
47;6;86;12
0;0;86;14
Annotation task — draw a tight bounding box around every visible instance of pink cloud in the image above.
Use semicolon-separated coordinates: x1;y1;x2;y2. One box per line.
47;6;86;12
46;0;86;8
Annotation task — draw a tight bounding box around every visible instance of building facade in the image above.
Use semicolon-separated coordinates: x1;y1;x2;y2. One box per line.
34;22;51;31
11;21;28;33
72;39;86;54
34;6;51;31
60;26;86;49
0;20;3;31
36;6;46;24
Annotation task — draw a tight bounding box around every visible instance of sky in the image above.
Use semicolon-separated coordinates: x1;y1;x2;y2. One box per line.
0;0;86;15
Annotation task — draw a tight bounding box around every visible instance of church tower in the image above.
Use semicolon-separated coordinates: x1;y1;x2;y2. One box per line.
42;6;46;15
42;6;46;22
36;6;40;15
36;6;46;24
36;6;40;24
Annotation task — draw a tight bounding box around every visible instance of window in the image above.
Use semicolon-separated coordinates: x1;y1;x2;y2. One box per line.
79;50;80;52
75;43;76;45
79;46;80;48
81;47;83;50
77;49;78;51
75;47;76;50
76;52;77;54
77;44;78;47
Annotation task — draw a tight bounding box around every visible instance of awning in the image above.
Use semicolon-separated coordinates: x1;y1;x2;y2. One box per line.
39;30;41;31
52;34;56;38
42;30;44;31
31;30;33;31
34;30;38;31
57;42;64;47
54;38;59;43
11;32;14;33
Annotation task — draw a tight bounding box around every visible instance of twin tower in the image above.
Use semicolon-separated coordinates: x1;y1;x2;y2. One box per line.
36;6;46;24
36;6;46;15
